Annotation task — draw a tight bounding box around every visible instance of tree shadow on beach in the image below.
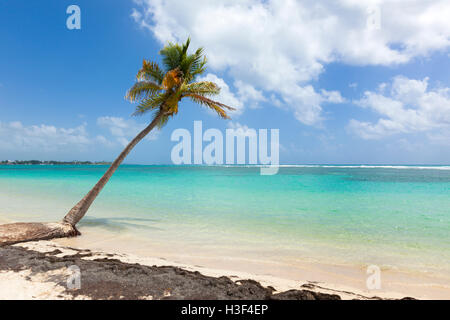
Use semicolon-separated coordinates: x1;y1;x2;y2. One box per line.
77;216;163;232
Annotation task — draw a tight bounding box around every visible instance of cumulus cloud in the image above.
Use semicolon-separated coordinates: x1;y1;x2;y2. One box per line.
227;121;257;137
0;116;161;156
195;74;268;116
234;80;267;109
321;89;346;104
349;76;450;140
130;0;450;125
97;116;160;146
0;121;90;152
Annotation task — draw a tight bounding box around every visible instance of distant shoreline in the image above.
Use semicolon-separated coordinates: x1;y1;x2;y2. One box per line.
0;160;112;165
1;161;449;167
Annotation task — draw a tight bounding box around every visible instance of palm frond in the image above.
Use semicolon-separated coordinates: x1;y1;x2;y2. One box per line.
159;42;182;71
183;93;235;119
132;92;169;116
183;81;221;96
126;81;162;102
191;47;205;70
181;37;191;57
159;38;207;81
181;47;206;81
137;60;164;84
190;55;207;80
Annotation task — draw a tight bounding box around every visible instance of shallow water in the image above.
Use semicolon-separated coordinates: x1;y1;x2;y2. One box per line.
1;164;449;279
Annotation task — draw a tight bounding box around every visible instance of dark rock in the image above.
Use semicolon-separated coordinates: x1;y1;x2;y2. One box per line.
271;289;341;300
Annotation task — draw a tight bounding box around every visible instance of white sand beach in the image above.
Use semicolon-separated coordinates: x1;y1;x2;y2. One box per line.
1;234;449;300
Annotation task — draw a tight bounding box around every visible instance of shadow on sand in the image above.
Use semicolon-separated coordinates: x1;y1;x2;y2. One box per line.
78;216;163;232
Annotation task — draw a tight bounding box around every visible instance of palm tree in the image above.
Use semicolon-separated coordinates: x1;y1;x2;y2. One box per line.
0;38;235;246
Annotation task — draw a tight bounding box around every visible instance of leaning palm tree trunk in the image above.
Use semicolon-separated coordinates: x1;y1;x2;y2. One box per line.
63;112;163;226
0;113;163;246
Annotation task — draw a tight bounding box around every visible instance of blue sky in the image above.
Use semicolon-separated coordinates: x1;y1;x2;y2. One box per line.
1;0;450;164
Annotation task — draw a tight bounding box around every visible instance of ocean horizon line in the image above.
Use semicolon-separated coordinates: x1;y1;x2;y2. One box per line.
2;163;450;170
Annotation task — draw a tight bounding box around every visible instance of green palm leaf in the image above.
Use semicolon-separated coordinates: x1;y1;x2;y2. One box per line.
132;92;169;116
127;38;236;122
126;81;162;102
183;93;235;119
184;81;221;96
136;60;164;84
159;42;183;71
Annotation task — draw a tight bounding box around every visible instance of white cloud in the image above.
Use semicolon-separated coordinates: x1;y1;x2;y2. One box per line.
130;8;142;23
95;135;115;147
227;121;257;137
97;116;129;137
227;121;251;132
349;76;450;140
427;129;450;146
0;121;90;152
321;89;346;104
0;116;161;156
234;80;267;109
131;0;450;125
195;74;267;116
97;116;160;146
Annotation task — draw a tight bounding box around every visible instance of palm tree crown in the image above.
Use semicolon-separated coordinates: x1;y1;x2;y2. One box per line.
126;38;235;127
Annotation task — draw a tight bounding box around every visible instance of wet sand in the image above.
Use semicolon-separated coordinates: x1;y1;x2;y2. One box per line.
50;226;450;300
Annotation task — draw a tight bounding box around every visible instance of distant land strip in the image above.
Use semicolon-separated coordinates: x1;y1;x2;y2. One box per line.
1;160;112;165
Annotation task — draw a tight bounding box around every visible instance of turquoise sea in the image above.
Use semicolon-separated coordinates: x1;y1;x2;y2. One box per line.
1;165;450;279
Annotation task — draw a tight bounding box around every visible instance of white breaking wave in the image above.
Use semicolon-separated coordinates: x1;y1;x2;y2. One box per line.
218;165;450;170
279;165;450;170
